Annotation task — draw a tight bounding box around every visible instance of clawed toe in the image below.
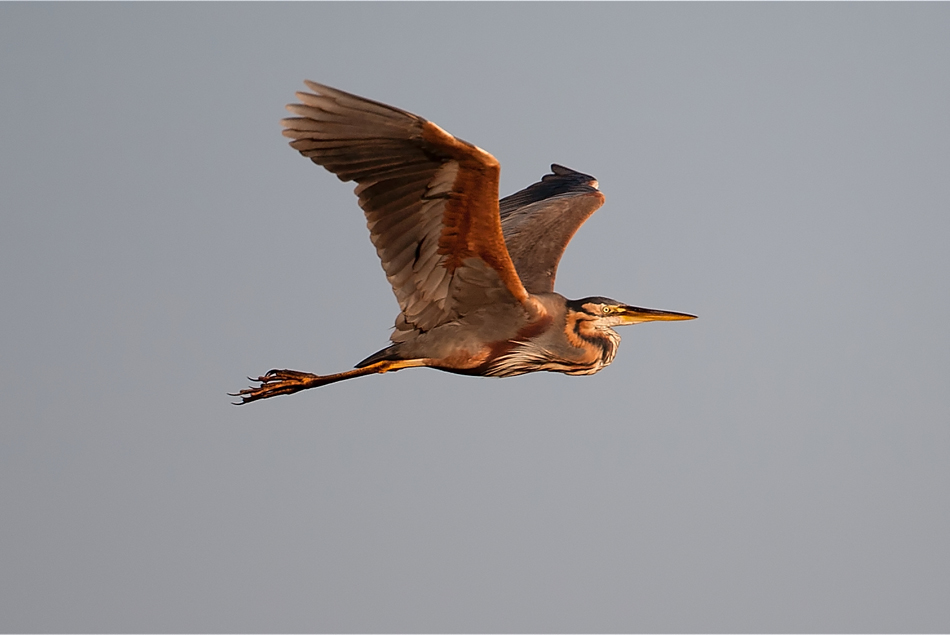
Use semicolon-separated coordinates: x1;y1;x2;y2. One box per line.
262;369;318;382
230;368;321;405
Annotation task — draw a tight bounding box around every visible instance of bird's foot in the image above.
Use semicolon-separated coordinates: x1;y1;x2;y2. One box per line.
229;369;321;405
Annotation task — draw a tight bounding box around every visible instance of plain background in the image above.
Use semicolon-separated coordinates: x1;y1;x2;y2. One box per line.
2;3;949;632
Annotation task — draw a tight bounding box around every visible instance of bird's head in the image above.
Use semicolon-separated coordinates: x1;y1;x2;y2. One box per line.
568;296;696;327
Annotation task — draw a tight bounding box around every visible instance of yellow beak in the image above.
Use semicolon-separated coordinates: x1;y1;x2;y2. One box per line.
617;305;697;325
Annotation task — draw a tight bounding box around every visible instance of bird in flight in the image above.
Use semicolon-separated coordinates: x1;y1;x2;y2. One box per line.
232;82;695;404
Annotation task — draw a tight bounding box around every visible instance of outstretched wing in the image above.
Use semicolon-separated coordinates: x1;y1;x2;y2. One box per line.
281;82;534;333
500;165;605;294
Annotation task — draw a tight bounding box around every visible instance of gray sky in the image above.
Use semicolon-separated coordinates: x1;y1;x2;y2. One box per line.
2;3;949;632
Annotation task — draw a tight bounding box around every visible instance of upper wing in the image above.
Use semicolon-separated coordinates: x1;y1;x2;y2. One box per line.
281;81;534;332
500;165;605;294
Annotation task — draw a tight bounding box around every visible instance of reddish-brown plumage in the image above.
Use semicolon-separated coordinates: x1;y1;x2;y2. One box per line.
230;82;694;404
420;121;531;306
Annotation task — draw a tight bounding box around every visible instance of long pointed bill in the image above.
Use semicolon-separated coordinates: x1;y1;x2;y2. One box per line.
617;305;697;325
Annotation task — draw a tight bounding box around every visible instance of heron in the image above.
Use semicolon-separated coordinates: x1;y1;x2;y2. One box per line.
232;82;695;404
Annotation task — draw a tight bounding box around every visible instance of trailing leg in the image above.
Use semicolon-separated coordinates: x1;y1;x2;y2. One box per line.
230;359;428;404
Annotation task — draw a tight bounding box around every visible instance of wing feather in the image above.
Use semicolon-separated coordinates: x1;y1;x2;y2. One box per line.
281;82;534;333
500;164;605;294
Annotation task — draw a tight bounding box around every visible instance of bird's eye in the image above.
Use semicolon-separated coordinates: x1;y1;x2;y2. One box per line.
602;306;611;314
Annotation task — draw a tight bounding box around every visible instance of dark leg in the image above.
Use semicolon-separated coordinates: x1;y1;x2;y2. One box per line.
229;359;427;405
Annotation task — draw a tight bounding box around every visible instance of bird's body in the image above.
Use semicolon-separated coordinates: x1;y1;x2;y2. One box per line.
233;82;694;404
359;293;621;378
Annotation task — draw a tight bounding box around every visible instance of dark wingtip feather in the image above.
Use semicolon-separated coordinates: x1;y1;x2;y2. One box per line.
549;164;594;180
499;165;599;217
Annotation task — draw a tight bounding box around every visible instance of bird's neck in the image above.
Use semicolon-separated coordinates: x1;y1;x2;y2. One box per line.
560;315;620;375
578;321;621;366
